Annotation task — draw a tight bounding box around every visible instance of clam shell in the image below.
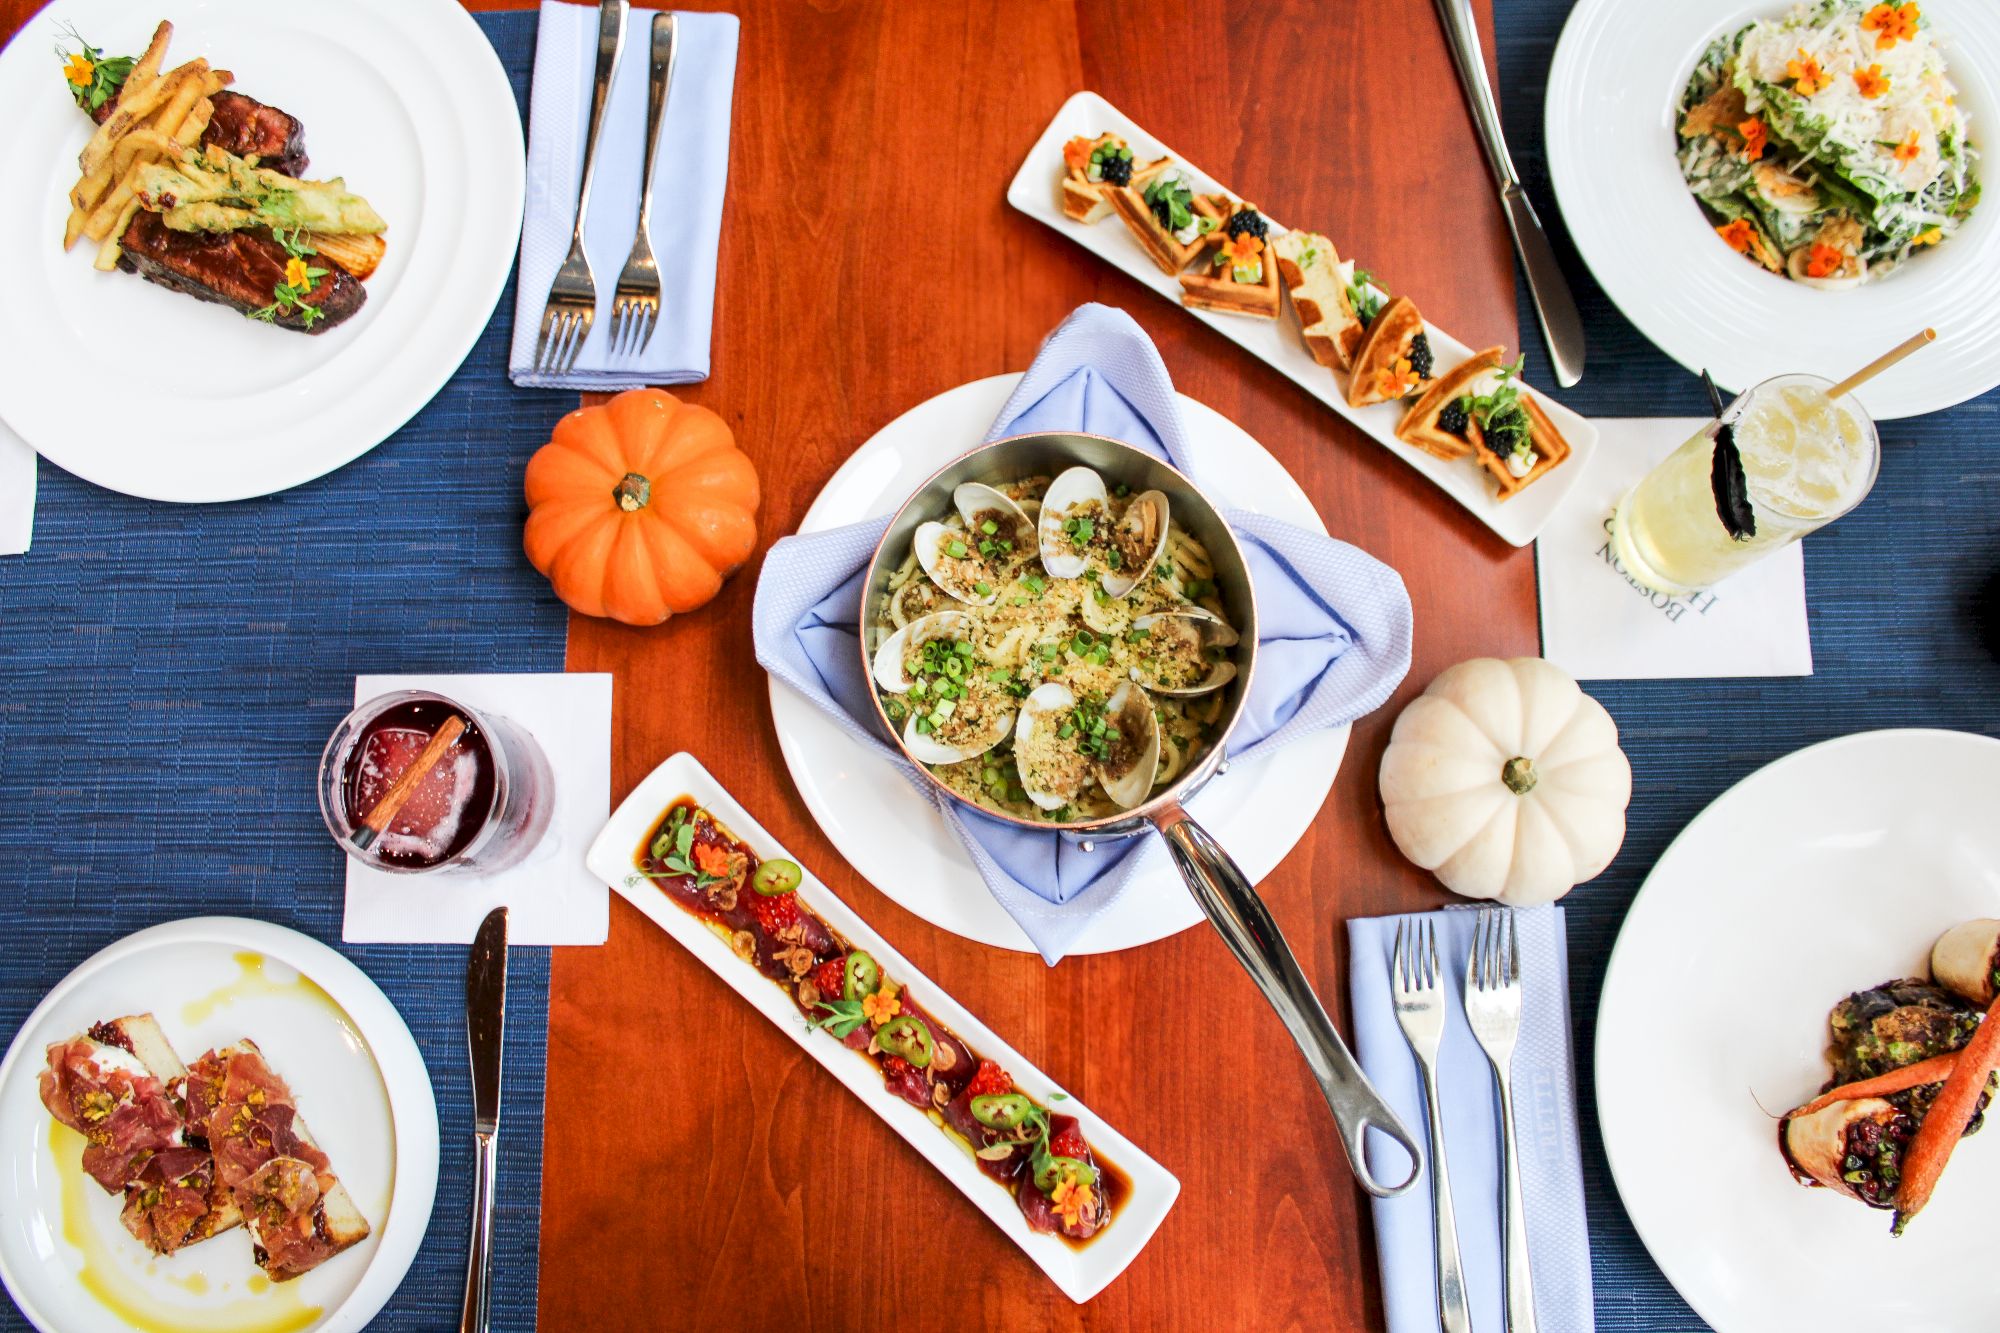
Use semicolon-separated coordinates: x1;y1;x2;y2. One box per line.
1012;681;1089;811
871;610;976;693
913;522;1000;607
1099;489;1170;598
1037;466;1109;580
1128;609;1240;696
903;699;1012;765
1095;680;1161;809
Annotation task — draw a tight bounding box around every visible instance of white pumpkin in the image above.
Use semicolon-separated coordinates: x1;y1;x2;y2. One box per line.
1378;657;1631;906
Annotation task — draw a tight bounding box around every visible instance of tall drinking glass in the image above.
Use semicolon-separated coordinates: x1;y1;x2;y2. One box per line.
1610;373;1879;596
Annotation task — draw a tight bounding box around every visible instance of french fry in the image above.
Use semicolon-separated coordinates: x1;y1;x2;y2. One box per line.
92;198;143;272
63;205;88;251
125;22;174;96
308;231;387;280
176;97;214;147
78;60;202;182
142;63;207;144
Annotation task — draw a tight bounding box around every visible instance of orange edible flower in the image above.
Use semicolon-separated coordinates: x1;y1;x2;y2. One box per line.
1787;49;1832;96
693;842;733;878
1375;356;1419;401
862;984;901;1027
63;53;93;88
1716;218;1756;253
1737;117;1769;161
1220;232;1264;264
1805;243;1847;278
1049;1172;1098;1228
1894;129;1924;163
1854;64;1891;99
1862;3;1920;50
283;256;311;290
1063;136;1093;172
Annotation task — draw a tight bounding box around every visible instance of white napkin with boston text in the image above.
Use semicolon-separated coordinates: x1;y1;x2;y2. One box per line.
1536;417;1811;680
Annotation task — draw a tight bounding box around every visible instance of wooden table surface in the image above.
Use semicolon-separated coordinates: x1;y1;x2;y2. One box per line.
0;0;1534;1327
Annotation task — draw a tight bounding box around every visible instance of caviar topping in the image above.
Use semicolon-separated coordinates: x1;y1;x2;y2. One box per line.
1223;208;1268;242
1438;399;1470;438
1089;140;1134;186
1407;332;1435;381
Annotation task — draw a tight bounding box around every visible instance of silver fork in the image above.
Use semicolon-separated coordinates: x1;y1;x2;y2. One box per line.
609;13;675;357
1466;910;1539;1333
532;0;627;376
1393;920;1473;1333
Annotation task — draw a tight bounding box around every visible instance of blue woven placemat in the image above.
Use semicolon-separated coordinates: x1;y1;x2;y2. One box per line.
1500;4;2000;1329
0;12;559;1331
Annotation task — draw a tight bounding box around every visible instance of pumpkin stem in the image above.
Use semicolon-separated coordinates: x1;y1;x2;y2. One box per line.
614;473;652;512
1502;756;1538;796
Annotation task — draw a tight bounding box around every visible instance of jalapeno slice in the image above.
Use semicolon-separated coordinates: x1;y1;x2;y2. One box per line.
1033;1154;1097;1193
876;1015;933;1068
970;1093;1035;1130
842;951;880;1001
751;858;803;896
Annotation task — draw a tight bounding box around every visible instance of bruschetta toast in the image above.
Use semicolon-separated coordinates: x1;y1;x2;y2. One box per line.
1346;295;1435;408
1179;203;1279;318
1059;132;1165;224
1270;231;1368;368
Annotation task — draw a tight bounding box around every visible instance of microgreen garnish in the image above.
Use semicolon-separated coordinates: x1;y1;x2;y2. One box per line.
1460;356;1534;464
1346;267;1386;324
248;227;329;329
810;998;869;1039
56;26;133;113
638;807;729;889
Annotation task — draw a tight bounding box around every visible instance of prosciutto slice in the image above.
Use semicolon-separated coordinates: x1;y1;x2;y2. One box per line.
121;1146;223;1254
39;1037;183;1193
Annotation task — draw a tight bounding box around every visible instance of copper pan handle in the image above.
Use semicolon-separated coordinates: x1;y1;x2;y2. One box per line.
1153;803;1421;1197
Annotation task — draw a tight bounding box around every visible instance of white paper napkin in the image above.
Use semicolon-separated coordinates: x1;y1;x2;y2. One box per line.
0;418;34;556
341;672;612;946
1537;417;1811;680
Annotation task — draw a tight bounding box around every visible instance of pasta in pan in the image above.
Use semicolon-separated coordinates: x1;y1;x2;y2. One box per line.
870;467;1240;823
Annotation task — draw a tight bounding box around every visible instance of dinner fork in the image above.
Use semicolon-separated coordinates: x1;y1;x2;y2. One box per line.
1466;910;1538;1333
1393;920;1473;1333
609;13;676;357
533;0;627;376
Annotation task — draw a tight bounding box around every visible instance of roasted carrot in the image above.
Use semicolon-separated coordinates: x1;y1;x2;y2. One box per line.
1790;1051;1963;1119
1892;992;2000;1233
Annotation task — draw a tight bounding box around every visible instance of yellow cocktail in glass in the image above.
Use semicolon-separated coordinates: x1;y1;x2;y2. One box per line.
1610;374;1879;596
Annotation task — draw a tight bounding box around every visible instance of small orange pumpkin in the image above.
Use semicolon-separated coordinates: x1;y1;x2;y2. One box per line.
523;388;760;626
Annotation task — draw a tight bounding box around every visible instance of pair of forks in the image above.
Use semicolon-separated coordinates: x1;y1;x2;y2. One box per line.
533;1;678;375
1392;911;1538;1333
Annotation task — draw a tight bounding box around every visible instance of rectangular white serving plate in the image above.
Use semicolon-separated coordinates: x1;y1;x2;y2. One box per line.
584;751;1179;1303
1007;90;1598;547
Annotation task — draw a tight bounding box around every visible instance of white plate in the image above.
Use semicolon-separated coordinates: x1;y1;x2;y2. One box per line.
0;917;438;1333
1596;730;2000;1332
585;752;1179;1303
769;372;1348;954
0;0;526;501
1547;0;2000;420
1006;91;1599;548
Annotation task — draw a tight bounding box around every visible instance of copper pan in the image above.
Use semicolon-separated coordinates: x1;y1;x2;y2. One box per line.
860;431;1419;1198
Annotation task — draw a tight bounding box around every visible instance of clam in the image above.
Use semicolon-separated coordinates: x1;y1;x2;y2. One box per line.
1127;609;1240;696
903;693;1013;765
1012;682;1091;811
1095;680;1162;809
1037;466;1110;579
1098;489;1170;598
913;483;1036;606
871;610;975;693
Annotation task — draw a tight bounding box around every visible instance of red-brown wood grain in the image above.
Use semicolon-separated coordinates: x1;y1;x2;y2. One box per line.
0;0;1535;1327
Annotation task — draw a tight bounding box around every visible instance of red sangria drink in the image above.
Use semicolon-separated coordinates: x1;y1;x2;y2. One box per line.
318;690;554;874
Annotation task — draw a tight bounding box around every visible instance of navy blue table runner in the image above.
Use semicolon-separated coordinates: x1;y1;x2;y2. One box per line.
1501;3;2000;1328
0;13;556;1331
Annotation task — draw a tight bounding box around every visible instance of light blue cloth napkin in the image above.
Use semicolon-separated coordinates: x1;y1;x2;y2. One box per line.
1347;906;1595;1333
753;303;1413;962
508;3;739;389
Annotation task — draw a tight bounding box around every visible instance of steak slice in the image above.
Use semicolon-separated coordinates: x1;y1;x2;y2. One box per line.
91;88;309;179
200;91;308;178
117;211;364;334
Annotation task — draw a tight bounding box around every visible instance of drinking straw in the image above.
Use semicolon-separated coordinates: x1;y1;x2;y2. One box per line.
1828;328;1937;400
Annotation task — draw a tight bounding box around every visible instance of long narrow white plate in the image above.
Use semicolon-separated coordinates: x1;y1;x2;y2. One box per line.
0;0;525;501
1597;730;2000;1331
585;751;1179;1303
769;373;1347;955
0;917;439;1333
1006;90;1598;548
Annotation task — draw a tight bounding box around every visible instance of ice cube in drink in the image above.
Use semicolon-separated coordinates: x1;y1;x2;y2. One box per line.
345;700;491;867
1609;374;1878;596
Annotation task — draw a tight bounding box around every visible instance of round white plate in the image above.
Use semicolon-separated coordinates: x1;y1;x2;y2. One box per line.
768;373;1348;955
1547;0;2000;419
0;0;525;501
1597;729;2000;1332
0;917;440;1333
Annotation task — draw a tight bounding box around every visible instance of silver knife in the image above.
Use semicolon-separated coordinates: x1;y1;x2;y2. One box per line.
1432;0;1588;388
460;906;508;1333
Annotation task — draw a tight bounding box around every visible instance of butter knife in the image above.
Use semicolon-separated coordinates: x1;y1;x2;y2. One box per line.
459;906;508;1333
1432;0;1587;387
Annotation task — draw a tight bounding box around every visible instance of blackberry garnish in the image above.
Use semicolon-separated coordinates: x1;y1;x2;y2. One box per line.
1407;332;1434;381
1225;209;1268;242
1100;154;1133;187
1438;400;1470;438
